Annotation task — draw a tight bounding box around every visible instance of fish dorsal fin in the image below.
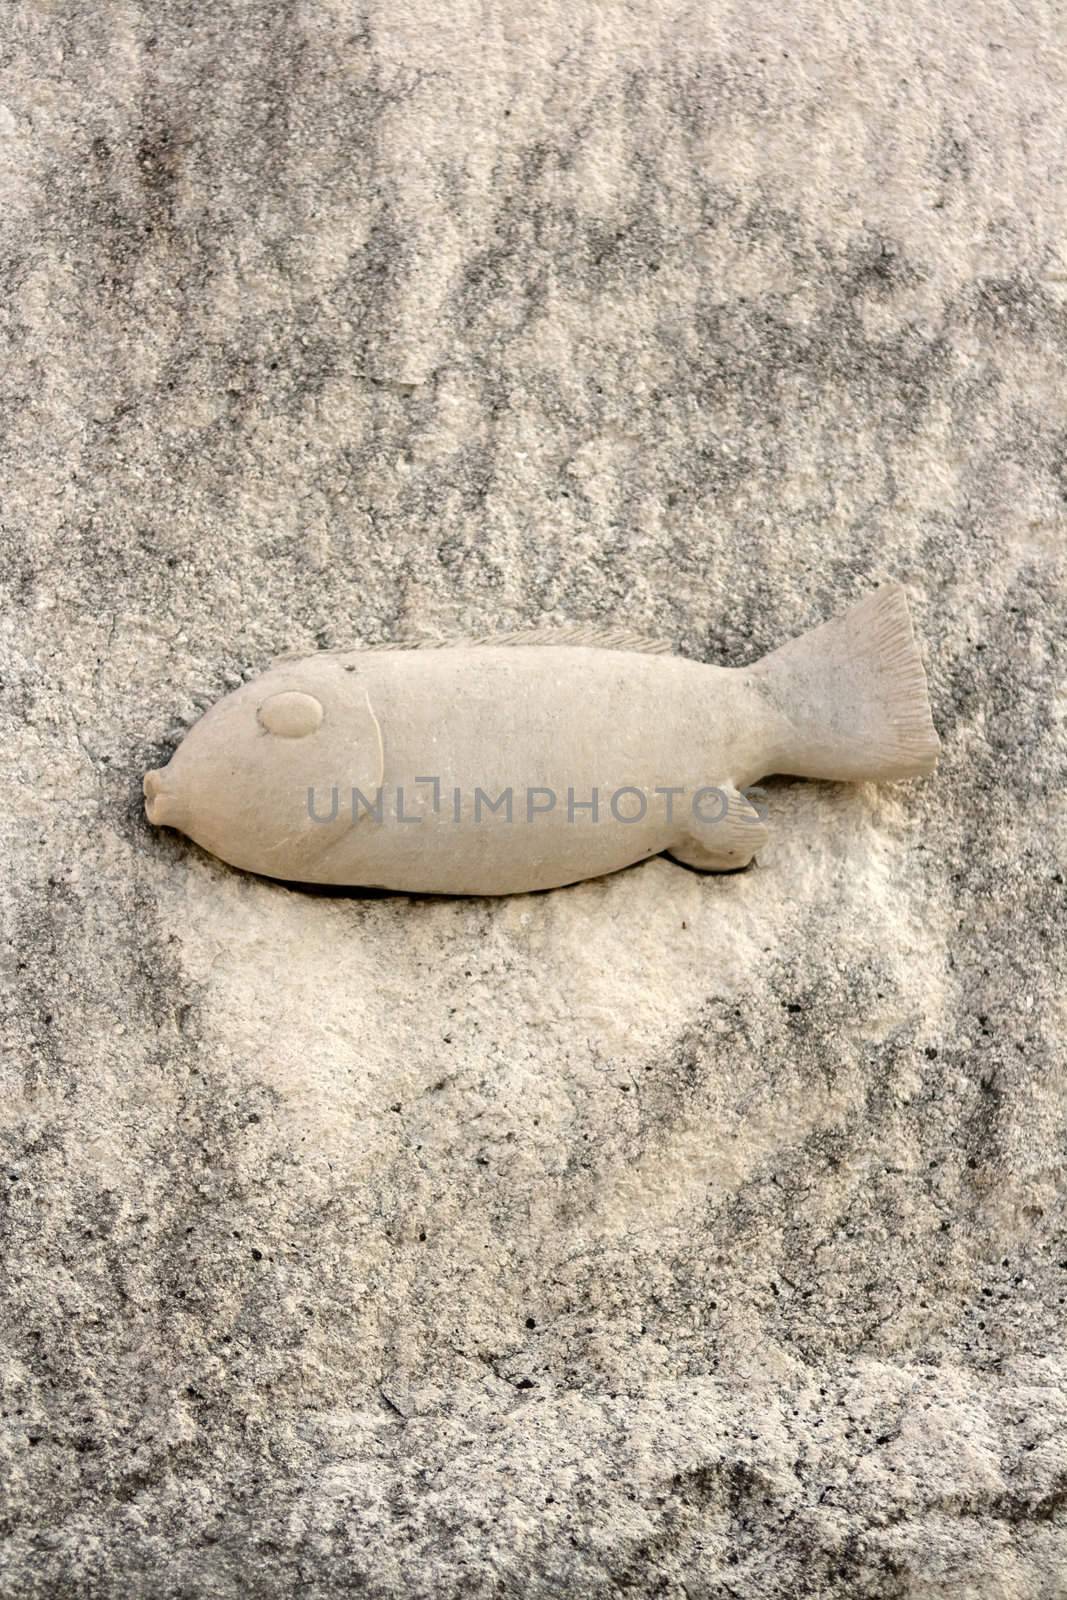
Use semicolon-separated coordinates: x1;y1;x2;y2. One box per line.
459;625;674;652
273;625;674;666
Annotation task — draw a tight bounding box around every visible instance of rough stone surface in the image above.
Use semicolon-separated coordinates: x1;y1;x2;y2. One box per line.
1;3;1065;1596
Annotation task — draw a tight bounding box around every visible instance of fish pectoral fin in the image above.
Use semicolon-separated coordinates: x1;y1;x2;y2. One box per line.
668;787;769;873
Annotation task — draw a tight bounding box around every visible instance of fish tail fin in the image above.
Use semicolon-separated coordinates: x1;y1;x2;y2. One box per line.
750;583;940;781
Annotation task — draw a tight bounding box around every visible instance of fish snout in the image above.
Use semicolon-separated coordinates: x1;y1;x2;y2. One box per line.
144;765;183;827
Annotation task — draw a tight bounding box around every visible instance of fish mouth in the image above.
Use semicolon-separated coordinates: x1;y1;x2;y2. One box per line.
144;766;182;827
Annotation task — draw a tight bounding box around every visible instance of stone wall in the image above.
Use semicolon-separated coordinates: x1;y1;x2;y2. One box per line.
1;3;1065;1595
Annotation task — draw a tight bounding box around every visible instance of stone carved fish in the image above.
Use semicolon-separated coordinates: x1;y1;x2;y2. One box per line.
144;583;939;895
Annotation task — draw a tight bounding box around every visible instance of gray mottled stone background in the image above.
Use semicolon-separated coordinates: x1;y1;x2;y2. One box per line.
1;2;1065;1595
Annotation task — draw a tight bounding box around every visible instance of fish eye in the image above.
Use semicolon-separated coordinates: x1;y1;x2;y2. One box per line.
257;691;324;738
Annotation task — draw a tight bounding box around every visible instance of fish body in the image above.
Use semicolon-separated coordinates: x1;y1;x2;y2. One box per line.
144;584;939;895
